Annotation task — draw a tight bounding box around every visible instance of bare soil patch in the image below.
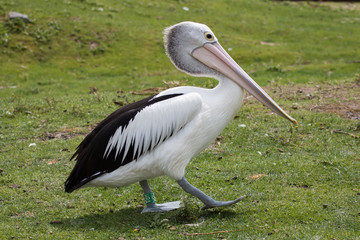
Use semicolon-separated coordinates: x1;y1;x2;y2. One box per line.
288;82;359;120
38;127;93;141
250;80;360;120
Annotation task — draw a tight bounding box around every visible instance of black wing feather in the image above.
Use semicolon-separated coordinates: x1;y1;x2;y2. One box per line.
65;93;183;193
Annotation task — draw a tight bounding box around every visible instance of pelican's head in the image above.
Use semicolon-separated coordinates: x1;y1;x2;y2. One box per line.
164;21;297;125
164;21;218;77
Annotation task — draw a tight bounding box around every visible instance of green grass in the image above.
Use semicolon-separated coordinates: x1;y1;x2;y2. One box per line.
1;0;359;239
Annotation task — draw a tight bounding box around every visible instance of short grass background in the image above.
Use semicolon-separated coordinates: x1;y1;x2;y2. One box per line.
0;0;359;239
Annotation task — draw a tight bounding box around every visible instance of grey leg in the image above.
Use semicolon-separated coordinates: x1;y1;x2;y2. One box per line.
177;177;245;209
139;180;181;213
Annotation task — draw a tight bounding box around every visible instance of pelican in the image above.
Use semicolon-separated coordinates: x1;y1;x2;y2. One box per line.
65;21;297;213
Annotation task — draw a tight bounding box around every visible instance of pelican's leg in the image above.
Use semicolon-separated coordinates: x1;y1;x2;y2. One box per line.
139;180;181;213
177;177;246;210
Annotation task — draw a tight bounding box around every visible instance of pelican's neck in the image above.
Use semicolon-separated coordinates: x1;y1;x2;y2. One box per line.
211;75;244;107
197;75;245;126
195;75;244;148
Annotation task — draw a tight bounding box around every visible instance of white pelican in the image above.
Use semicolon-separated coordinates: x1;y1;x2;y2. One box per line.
65;21;297;213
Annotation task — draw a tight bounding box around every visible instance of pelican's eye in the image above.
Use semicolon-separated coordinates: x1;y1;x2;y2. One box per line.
204;32;214;41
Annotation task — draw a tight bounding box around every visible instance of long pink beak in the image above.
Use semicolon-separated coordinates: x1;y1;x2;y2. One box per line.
192;42;297;125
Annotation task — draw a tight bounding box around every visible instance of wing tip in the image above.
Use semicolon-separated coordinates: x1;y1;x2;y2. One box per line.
65;170;106;193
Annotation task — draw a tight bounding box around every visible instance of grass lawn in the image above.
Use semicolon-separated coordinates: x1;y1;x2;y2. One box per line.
1;0;359;239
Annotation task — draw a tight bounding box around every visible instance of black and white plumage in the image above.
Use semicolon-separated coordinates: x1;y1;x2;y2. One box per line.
65;93;186;192
65;21;297;212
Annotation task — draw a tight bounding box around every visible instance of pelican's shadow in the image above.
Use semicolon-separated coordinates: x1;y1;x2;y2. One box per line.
56;206;241;232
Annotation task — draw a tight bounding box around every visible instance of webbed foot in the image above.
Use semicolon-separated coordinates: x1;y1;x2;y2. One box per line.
201;195;246;210
141;201;181;213
139;180;182;213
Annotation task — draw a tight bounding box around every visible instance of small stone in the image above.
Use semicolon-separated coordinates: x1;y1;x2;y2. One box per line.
9;12;29;22
169;226;176;231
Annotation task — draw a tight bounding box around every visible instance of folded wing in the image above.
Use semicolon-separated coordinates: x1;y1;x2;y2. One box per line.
65;92;202;192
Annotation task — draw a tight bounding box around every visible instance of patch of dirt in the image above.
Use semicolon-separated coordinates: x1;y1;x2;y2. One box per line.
130;80;183;95
38;127;92;141
246;174;268;180
43;132;78;140
248;80;360;120
89;42;99;50
130;87;165;96
286;1;360;12
289;81;359;120
320;2;360;12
